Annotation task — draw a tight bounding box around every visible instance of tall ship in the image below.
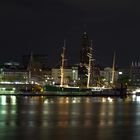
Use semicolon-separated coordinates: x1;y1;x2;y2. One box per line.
44;41;127;96
44;39;97;94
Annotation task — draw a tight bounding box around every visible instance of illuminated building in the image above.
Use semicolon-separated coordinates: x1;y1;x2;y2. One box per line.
25;53;51;84
130;61;140;85
51;67;78;85
100;67;119;85
119;61;140;86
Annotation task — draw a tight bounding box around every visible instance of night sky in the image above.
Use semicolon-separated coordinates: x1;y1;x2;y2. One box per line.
1;0;140;67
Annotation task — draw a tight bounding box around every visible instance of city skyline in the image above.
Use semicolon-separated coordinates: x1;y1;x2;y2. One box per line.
0;0;140;67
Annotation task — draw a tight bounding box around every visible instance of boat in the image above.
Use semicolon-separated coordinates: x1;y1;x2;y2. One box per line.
44;43;127;97
44;42;96;95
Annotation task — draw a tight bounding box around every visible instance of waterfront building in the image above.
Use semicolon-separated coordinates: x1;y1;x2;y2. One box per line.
0;69;28;83
100;67;119;86
118;61;140;86
51;67;78;85
130;61;140;86
0;62;27;82
25;53;52;84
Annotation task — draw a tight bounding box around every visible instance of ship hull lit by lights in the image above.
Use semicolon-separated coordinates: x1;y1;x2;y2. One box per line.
44;85;127;97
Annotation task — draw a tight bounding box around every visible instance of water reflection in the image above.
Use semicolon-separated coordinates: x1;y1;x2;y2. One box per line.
0;96;140;139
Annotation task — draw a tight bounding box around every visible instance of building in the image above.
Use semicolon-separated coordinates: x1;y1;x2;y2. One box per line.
0;61;28;82
118;62;140;86
1;70;28;82
100;67;119;86
51;66;78;85
0;59;52;85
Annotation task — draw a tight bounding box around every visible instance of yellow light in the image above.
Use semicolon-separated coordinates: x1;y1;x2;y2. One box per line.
107;97;113;102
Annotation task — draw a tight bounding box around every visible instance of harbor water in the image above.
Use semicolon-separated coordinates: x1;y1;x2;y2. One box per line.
0;95;140;140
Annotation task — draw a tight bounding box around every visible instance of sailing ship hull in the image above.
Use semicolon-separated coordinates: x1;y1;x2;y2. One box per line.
91;88;127;97
44;85;127;97
44;85;92;95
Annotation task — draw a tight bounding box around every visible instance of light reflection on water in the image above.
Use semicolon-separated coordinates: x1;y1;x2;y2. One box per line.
0;95;140;140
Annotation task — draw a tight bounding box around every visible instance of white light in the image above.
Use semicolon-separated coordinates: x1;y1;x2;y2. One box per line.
119;72;123;75
12;88;16;90
11;96;16;105
1;96;7;105
72;99;76;103
1;110;7;114
108;97;113;102
2;88;6;90
136;89;140;92
132;94;136;101
72;70;76;73
103;79;106;81
136;96;140;102
15;81;20;84
44;100;49;104
102;98;106;102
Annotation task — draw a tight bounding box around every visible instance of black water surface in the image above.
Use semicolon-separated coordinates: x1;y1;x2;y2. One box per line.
0;95;140;140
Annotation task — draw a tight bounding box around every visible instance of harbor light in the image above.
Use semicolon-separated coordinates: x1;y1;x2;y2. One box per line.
107;97;113;102
102;78;106;81
119;72;123;75
72;70;76;73
12;88;16;90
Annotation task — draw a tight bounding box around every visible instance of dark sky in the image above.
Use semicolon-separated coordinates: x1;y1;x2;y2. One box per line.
0;0;140;67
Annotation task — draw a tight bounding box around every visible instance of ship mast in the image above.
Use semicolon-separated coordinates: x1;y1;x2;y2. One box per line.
111;51;116;85
60;41;66;87
87;41;93;88
28;52;33;83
